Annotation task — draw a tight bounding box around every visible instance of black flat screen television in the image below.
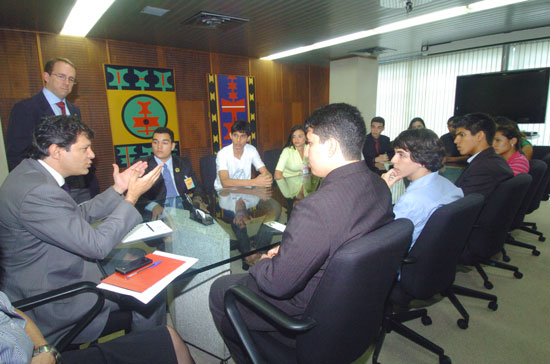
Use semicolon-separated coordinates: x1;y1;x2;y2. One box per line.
454;68;550;124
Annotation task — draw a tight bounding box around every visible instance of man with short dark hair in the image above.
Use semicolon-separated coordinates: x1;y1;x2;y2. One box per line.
362;116;394;174
209;103;394;363
453;112;513;197
138;127;206;219
382;129;463;248
214;120;272;190
440;116;469;164
0;115;164;345
6;57;98;203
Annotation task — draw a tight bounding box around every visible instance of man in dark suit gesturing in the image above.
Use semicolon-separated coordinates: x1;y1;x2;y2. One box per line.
209;103;395;363
138;127;206;219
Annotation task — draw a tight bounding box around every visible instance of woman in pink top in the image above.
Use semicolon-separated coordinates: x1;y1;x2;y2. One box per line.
493;124;530;176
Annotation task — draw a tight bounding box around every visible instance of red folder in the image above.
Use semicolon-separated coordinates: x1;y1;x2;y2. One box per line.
101;253;186;293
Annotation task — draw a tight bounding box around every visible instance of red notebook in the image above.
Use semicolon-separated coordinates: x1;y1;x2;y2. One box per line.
101;253;186;293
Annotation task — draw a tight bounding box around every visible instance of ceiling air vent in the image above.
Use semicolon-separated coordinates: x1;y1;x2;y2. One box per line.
181;11;249;29
349;46;396;57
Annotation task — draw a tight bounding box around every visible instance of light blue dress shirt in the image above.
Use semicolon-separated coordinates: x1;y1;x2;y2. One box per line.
0;291;33;364
394;172;464;250
42;88;71;116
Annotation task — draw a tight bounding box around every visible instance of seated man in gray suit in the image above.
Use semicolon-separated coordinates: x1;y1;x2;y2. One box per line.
209;103;394;363
0;115;164;345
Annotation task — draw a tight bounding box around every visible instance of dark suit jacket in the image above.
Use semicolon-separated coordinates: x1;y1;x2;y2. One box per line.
455;147;513;198
249;161;394;312
138;154;204;208
6;91;81;171
362;133;394;172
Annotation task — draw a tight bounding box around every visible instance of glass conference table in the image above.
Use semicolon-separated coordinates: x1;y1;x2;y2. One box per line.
103;191;287;359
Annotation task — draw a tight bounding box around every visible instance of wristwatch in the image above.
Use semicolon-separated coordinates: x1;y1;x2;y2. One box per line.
33;345;61;363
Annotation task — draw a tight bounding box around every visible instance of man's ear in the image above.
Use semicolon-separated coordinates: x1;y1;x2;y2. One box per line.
247;135;251;144
327;137;339;157
48;144;63;160
475;130;486;144
170;142;176;151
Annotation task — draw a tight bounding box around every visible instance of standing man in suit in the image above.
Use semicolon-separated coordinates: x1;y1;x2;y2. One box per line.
453;112;513;198
209;103;394;364
0;115;164;346
362;116;394;174
138;127;207;219
6;57;98;203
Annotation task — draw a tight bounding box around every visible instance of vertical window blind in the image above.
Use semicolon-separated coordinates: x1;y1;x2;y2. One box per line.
376;39;550;144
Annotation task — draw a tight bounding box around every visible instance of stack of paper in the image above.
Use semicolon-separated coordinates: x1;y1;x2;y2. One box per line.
97;251;198;304
122;220;173;244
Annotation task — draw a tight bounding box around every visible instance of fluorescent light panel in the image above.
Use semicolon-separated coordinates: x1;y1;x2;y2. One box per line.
60;0;116;37
261;0;527;60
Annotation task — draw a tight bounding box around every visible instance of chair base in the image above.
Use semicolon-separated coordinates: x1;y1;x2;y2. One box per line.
506;235;541;256
373;306;451;364
472;259;523;290
452;284;498;311
520;223;546;242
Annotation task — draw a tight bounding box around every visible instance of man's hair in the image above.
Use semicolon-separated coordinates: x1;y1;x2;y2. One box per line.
371;116;385;127
231;120;251;136
305;103;366;160
447;116;458;126
453;112;496;145
30;115;94;160
44;57;77;74
152;127;174;142
496;124;523;152
392;128;445;172
284;124;306;149
408;117;425;129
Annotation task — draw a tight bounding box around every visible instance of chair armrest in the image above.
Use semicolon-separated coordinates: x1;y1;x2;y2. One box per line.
13;282;105;352
224;284;316;364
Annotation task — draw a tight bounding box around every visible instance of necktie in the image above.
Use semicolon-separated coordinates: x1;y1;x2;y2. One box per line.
162;165;178;198
375;138;380;155
56;101;66;115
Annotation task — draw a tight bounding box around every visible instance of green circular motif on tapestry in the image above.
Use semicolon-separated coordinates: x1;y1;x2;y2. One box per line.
122;94;168;139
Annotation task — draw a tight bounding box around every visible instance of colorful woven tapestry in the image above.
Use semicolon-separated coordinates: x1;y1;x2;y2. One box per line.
104;64;181;167
207;74;256;153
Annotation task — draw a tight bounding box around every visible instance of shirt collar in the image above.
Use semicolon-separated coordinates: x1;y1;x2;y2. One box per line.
38;159;65;187
467;151;481;163
42;87;64;103
154;155;172;169
407;171;437;190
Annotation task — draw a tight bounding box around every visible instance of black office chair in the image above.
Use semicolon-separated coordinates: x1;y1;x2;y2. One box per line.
262;148;282;176
200;153;218;211
460;174;532;289
13;282;105;352
373;194;495;364
519;153;550;241
224;219;413;364
503;159;546;258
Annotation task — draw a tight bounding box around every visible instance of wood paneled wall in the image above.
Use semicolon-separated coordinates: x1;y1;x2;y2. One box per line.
0;29;329;191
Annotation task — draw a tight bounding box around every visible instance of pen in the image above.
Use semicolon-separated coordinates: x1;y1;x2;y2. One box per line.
125;260;162;279
145;223;154;232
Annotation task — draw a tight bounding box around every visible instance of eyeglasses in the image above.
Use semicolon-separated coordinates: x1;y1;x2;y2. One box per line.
51;73;77;84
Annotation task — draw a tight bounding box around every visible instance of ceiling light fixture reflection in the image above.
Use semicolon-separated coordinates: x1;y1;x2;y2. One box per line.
261;0;527;60
60;0;116;37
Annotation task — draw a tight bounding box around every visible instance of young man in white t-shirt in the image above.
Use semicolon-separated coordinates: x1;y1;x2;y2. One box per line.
214;120;272;190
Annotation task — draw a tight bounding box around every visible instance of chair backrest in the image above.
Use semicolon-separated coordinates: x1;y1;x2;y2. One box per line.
263;148;282;175
398;193;484;301
464;174;531;261
296;219;413;364
199;154;217;194
529;153;550;211
511;159;546;229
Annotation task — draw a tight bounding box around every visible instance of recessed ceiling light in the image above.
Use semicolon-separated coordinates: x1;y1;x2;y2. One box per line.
261;0;527;61
60;0;115;37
